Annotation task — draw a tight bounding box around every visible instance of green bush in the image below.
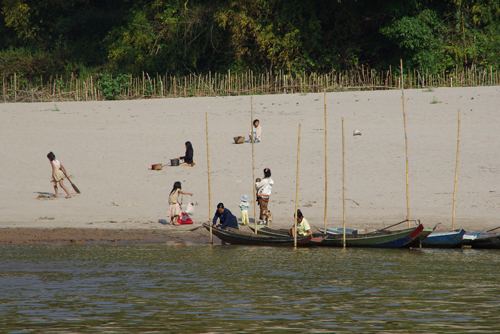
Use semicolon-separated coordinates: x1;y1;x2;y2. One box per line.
96;74;131;100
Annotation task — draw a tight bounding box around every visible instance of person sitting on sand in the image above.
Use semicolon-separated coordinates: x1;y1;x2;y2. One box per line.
246;119;261;143
179;141;197;166
168;181;193;225
289;209;312;237
212;203;239;229
47;151;72;198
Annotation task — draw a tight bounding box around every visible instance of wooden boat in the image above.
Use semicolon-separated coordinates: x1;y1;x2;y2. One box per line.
248;223;425;248
203;223;312;246
470;232;500;249
463;226;500;248
421;229;466;248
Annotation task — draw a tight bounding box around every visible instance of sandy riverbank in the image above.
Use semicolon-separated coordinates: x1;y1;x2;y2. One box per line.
1;86;499;243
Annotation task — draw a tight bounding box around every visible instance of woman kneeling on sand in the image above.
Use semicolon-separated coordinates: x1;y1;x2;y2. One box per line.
47;152;72;198
179;141;197;167
168;181;193;225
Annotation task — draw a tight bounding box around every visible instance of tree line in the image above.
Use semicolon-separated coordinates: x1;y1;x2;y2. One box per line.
1;0;499;80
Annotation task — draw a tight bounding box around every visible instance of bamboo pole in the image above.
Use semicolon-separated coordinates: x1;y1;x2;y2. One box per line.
401;60;411;227
251;97;257;234
452;109;461;230
342;118;346;248
206;112;213;244
324;90;328;233
294;124;302;247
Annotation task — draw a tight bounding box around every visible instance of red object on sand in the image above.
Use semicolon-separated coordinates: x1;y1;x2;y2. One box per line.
177;212;193;224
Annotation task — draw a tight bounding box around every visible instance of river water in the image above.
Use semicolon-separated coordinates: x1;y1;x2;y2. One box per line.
0;243;499;333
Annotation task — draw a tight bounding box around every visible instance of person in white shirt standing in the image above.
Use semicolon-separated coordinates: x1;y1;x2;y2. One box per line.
256;168;274;223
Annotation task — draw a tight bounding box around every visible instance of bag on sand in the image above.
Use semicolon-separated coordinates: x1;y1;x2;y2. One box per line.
177;212;193;225
185;199;195;215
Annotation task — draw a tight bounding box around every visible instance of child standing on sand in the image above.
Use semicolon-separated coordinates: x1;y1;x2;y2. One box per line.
168;181;193;225
47;152;72;198
239;195;250;225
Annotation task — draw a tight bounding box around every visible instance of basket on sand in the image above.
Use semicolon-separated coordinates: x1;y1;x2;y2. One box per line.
234;136;245;144
152;164;163;170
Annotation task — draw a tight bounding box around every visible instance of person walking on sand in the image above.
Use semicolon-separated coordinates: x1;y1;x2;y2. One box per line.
256;168;273;223
179;141;197;166
246;119;262;143
168;181;193;225
239;195;250;225
47;152;72;198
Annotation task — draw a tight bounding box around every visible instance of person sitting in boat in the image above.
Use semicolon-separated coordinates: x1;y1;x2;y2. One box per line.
212;203;239;230
289;209;312;237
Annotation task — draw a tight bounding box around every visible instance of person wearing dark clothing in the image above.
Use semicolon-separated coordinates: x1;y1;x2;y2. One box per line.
179;141;196;166
212;203;239;229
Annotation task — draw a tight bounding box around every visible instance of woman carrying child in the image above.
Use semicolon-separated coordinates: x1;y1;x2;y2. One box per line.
168;181;193;225
256;168;274;223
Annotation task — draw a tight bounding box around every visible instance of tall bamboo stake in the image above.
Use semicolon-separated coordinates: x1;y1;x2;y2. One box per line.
452;109;461;230
342;118;346;247
324;90;328;233
294;124;302;247
206;112;213;244
401;60;410;227
251;97;257;234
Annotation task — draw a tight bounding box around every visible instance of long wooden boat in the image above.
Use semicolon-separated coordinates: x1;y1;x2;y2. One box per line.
421;229;466;248
203;223;312;246
470;232;500;249
248;224;425;248
463;226;500;248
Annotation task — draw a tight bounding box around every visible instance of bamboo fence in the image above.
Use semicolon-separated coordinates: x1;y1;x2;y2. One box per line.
2;67;499;103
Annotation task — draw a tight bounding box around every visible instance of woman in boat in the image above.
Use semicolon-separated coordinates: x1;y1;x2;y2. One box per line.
290;209;312;237
168;181;193;225
179;141;196;166
246;119;262;143
212;203;239;229
256;168;274;223
47;151;72;198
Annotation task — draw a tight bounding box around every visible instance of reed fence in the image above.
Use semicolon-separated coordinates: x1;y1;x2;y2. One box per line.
2;66;499;103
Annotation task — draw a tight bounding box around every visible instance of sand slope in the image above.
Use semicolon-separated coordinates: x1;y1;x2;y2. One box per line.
1;86;499;234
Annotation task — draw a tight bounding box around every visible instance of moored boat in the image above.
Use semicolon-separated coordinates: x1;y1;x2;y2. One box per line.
470;232;500;249
248;223;425;248
421;229;466;248
203;223;312;246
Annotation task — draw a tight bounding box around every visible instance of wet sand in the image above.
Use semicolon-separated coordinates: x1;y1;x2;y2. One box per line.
1;86;499;243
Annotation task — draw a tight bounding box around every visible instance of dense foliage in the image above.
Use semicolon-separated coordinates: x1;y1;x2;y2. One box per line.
1;0;499;79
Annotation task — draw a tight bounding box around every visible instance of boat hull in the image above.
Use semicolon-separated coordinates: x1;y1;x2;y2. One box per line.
204;223;312;246
250;224;425;248
470;233;500;249
421;229;466;248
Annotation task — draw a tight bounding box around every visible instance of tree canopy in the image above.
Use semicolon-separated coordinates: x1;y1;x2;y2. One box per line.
1;0;499;79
